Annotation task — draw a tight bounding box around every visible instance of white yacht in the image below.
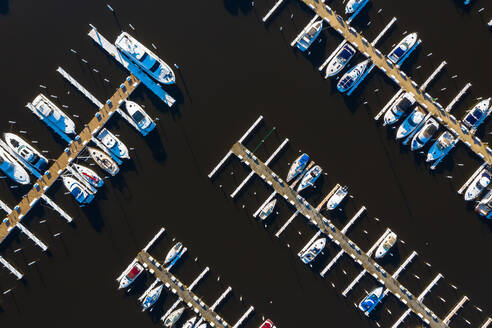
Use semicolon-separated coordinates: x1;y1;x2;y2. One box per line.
286;153;309;183
387;33;418;64
396;108;425;139
297;165;322;192
300;238;326;264
62;176;94;204
359;287;384;313
375;232;397;259
182;317;197;328
259;199;277;220
97;128;130;159
296;20;323;52
164;242;183;266
0;147;30;185
383;93;416;126
163;307;185;327
31;94;76;134
142;284;164;311
325;43;356;78
72;164;104;188
3;133;48;171
115;31;175;84
461;98;492;133
88;147;119;176
118;261;144;289
426;131;455;162
475;190;492;218
464;171;491;201
345;0;364;14
337;59;370;93
326;185;348;210
410;118;438;151
125;101;155;133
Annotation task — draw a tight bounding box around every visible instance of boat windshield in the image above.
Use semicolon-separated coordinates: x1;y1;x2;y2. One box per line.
9;139;19;148
339;48;353;61
131;110;146;124
464;109;482;126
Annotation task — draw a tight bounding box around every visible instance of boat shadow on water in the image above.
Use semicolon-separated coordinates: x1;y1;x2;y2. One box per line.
81;201;105;232
143;129;167;164
0;0;9;15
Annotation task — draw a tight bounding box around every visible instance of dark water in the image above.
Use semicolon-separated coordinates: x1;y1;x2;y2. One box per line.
0;0;491;327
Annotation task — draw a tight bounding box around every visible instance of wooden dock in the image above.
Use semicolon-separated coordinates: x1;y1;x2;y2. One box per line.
0;75;140;244
230;141;448;328
301;0;492;164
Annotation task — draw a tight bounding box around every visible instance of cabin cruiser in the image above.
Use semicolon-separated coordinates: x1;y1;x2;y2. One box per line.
259;199;277;220
0;147;30;185
72;164;104;188
296;20;323;52
410;118;438;151
375;232;397;259
259;319;275;328
142;284;164;311
164;242;183;266
88;147;119;176
325;43;356;78
125;101;155;134
396;108;425;139
464;171;491;201
163;307;185;327
3;133;48;171
326;185;348;210
345;0;364;14
300;238;326;264
461;98;491;133
383;93;416;126
359;287;383;313
286;153;309;183
297;165;322;192
474;190;492;218
337;59;370;93
426;131;455;162
182;317;197;328
62;176;94;204
387;33;418;64
118;261;144;289
97;128;130;159
31;94;76;134
115;31;175;84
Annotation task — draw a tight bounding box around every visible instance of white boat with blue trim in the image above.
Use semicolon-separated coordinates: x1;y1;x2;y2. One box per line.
297;165;322;192
97;128;130;159
62;176;94;204
337;59;370;93
387;33;418;64
142;284;164;311
164;242;183;266
286;153;309;183
163;307;185;327
326;185;348;210
410;118;438;151
325;43;356;78
396;107;425;139
359;287;383;313
296;20;323;52
259;199;277;220
32;94;76;135
464;171;491;201
300;238;326;264
4;133;48;172
426;131;455;162
0;147;30;185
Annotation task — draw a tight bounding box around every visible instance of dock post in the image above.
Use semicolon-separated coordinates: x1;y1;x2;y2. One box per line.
320;249;344;277
275;210;299;237
232;305;255;328
262;0;285;23
143;227;165;252
443;296;469;325
420;61;447;92
210;286;232;311
458;162;488;194
445;83;472;113
371;17;397;46
0;255;23;279
375;89;404;120
41;195;73;223
341;206;365;234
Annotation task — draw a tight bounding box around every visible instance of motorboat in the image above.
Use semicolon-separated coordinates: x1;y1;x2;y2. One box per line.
426;131;455;162
326;185;348;210
300;238;326;264
31;94;76;134
325;43;356;78
115;31;175;84
358;287;383;313
182;317;197;328
464;171;491;201
396;108;425;139
142;284;164;311
286;153;309;183
0;147;30;185
297;165;322;192
374;232;397;259
337;59;370;93
259;319;275;328
410;118;438;151
475;190;492;218
72;164;104;188
345;0;364;14
163;307;185;327
383;93;416;126
461;98;491;132
125;101;155;133
3;133;48;171
88;147;119;176
387;33;418;64
118;261;144;289
164;242;183;266
296;20;323;52
62;176;94;204
259;199;277;220
97;128;130;159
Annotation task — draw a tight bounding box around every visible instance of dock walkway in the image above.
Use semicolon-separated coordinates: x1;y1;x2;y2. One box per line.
231;141;447;328
302;0;492;164
0;75;140;244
